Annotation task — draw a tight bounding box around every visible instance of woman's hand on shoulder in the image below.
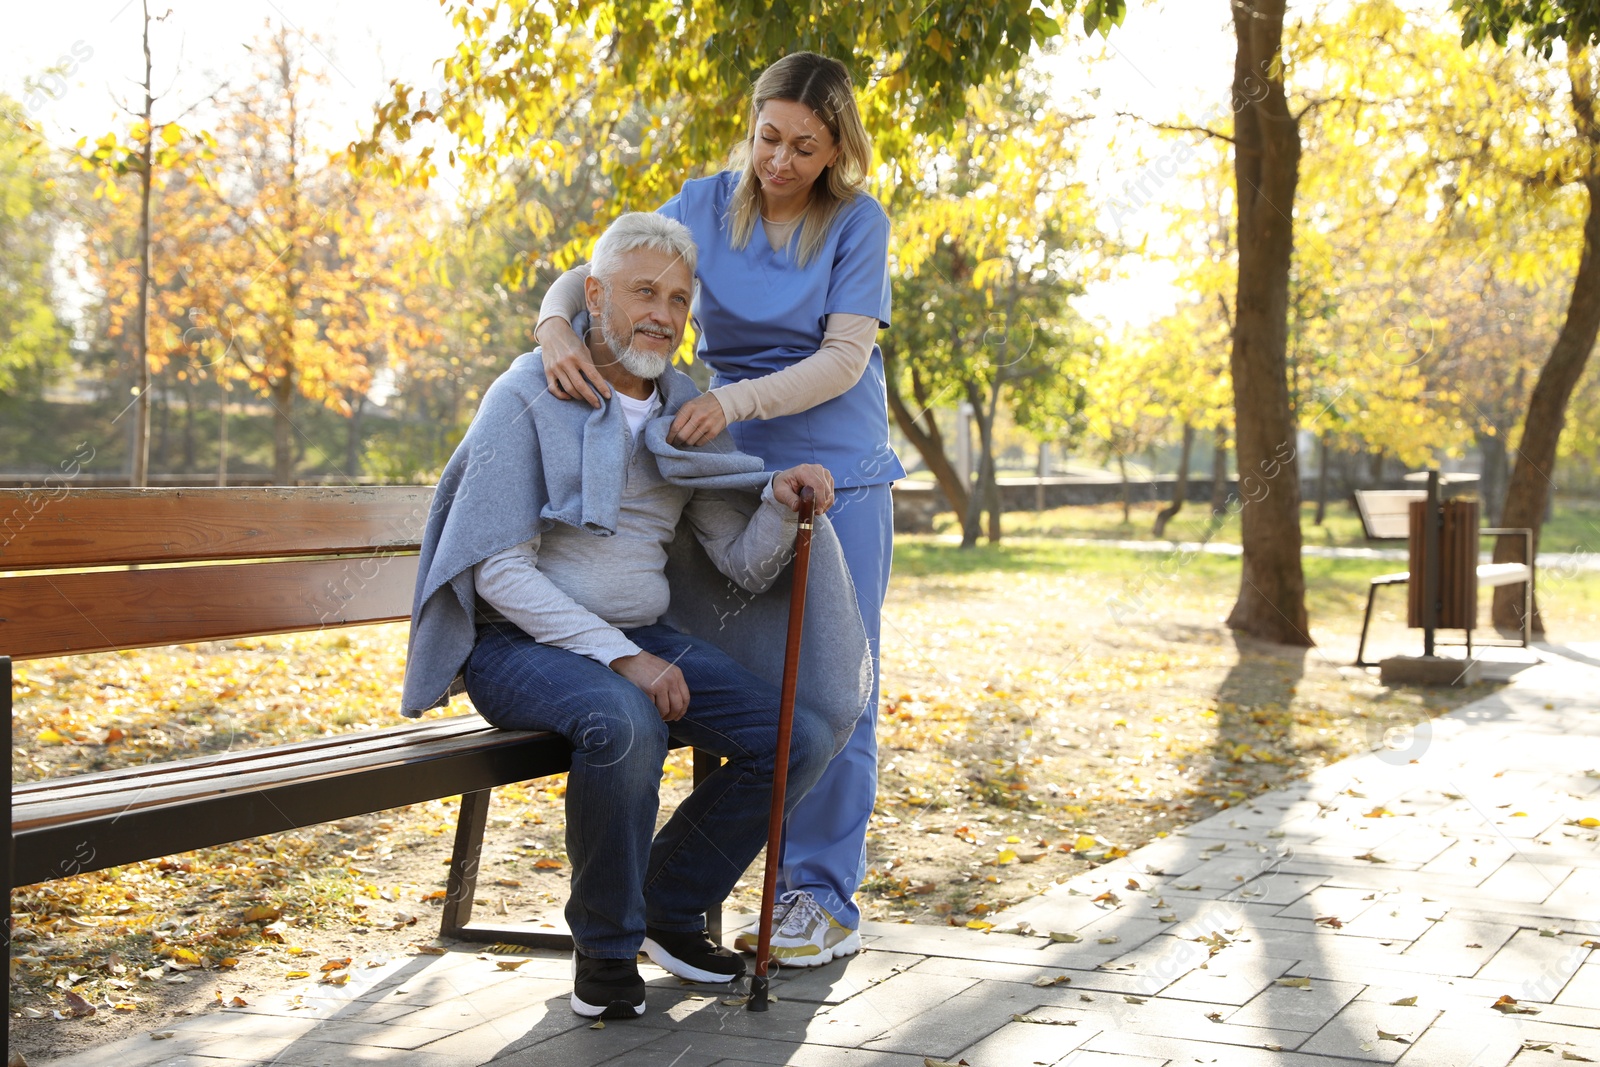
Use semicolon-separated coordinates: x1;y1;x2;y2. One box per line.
668;393;729;448
536;318;611;408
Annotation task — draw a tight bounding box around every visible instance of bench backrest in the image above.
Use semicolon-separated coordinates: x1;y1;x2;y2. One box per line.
0;486;433;660
1353;489;1427;541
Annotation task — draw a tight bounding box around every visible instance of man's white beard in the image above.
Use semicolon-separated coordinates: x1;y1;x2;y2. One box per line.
600;306;671;380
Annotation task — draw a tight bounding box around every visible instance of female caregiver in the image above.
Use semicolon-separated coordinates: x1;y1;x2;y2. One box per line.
534;51;898;968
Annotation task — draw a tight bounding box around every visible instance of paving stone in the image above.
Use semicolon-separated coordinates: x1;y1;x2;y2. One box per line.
1389;1010;1526;1067
1477;929;1591;996
1226;977;1364;1032
1237;872;1327;907
1156;951;1298;1006
248;1040;488;1066
805;971;978;1047
1337;893;1449;942
37;1031;217;1067
767;949;924;1005
1474;858;1574;904
613;1031;928;1066
862;982;1043;1057
395;976;570;1031
1398;916;1518;977
1082;1027;1374;1066
1556;961;1600;1007
411;995;591;1062
1054;1053;1168;1067
1420;844;1516;883
953;1018;1102;1065
1543;867;1600;917
1273;885;1382;924
1297;999;1441;1062
489;1016;667;1066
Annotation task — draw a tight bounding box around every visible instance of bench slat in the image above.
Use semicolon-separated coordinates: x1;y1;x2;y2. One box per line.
0;555;418;660
15;723;566;829
1476;562;1532;587
0;487;432;571
13;715;509;806
12;731;575;887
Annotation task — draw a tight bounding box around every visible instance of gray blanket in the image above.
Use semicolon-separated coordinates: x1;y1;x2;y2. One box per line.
401;348;872;751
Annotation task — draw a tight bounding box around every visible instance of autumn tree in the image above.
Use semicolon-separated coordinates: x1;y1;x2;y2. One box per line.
193;27;435;484
887;74;1100;547
0;100;70;394
1450;0;1600;632
359;1;1126;270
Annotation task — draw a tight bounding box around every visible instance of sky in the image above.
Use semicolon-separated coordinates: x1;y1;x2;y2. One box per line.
2;0;1241;329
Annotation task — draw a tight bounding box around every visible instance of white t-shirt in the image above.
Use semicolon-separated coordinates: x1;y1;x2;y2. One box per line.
616;386;662;438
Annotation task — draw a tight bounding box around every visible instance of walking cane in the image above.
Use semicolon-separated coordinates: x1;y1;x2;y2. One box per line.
748;485;816;1013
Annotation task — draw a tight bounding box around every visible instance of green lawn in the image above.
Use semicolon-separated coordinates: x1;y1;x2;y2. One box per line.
892;534;1600;643
928;496;1600;555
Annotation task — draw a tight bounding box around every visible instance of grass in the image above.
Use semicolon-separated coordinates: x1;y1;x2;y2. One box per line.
892;533;1600;643
939;496;1600;555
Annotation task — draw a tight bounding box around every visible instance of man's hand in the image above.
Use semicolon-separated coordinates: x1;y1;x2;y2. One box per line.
668;393;728;448
772;464;834;514
610;650;690;721
537;318;612;408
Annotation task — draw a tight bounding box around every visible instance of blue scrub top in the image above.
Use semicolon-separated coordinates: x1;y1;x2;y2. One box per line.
658;171;906;489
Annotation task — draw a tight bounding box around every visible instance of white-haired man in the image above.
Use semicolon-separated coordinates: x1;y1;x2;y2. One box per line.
402;213;867;1021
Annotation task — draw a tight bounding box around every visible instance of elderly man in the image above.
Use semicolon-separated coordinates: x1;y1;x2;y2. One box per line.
401;213;868;1021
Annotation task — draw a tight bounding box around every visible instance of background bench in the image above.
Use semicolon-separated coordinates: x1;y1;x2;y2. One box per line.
1353;484;1534;666
0;486;720;1049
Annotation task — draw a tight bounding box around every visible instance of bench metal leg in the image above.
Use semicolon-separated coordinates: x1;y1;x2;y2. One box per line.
439;788;491;941
441;787;573;950
440;748;729;953
694;747;725;945
1357;583;1382;668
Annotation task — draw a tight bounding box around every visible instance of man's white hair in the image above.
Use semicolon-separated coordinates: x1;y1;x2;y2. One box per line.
590;212;698;283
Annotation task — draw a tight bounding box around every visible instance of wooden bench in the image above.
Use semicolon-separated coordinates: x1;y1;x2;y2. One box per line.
0;486;720;1047
1353;488;1534;666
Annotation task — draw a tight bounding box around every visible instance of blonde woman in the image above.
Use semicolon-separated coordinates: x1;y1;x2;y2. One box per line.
535;51;897;967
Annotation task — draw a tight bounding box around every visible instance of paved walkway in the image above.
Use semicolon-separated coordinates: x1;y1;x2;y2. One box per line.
44;644;1600;1067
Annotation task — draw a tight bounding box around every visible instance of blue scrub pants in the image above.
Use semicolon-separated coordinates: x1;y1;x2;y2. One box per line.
780;482;893;929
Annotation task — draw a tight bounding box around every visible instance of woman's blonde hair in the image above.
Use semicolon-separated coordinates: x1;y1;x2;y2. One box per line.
726;52;873;268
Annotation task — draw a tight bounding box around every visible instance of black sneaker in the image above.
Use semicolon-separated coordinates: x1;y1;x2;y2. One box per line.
571;950;646;1018
642;927;747;983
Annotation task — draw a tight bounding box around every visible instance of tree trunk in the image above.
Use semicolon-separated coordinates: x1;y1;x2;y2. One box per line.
1369;450;1385;487
1493;170;1600;633
272;375;295;484
182;374;198;473
1117;451;1131;525
1225;0;1311;646
1154;423;1195;538
1210;423;1229;515
345;393;366;478
1314;433;1329;526
984;469;1002;543
882;341;972;527
1477;428;1509;525
216;381;230;487
130;0;155;487
962;375;1003;548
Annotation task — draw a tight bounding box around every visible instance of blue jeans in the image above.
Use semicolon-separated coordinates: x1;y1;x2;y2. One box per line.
463;622;832;959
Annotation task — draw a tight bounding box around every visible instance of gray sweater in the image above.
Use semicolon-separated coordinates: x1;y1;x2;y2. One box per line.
473;432;797;665
401;346;873;751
